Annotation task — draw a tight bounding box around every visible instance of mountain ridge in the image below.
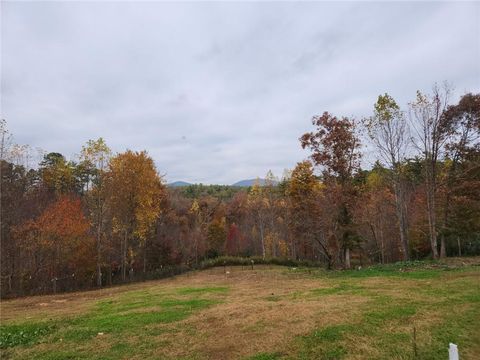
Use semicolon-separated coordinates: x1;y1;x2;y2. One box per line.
167;178;278;187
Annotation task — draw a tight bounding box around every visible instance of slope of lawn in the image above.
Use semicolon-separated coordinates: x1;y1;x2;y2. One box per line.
1;258;479;360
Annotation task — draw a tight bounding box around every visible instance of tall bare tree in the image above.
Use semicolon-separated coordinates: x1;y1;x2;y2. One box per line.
365;94;410;260
409;84;452;259
0;119;12;259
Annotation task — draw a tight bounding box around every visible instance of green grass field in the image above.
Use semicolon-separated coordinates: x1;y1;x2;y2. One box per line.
1;259;479;359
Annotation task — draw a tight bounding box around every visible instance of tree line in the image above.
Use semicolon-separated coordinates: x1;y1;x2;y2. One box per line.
1;84;479;297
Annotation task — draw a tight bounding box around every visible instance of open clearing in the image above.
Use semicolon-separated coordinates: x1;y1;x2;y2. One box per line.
1;260;479;360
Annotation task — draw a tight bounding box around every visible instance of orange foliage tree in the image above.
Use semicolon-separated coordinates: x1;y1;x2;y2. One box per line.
14;196;94;292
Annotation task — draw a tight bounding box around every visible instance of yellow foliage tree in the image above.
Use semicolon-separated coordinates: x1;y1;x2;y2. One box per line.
107;150;164;279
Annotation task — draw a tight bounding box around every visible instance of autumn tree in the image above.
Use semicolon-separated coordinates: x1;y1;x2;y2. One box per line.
226;223;241;256
287;161;315;260
189;199;203;264
206;217;226;258
365;94;410;260
354;167;399;263
14;196;95;292
189;197;221;264
0;125;43;295
409;84;452;258
263;171;281;257
107;150;164;280
39;153;79;195
248;182;268;259
287;161;334;266
440;93;480;256
300;112;362;268
300;112;361;183
225;191;251;256
80;138;111;286
151;189;193;267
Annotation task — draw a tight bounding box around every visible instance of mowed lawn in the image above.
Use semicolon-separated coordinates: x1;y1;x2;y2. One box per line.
1;260;479;360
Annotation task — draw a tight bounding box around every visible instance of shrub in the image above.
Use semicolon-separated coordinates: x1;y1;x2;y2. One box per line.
199;256;323;269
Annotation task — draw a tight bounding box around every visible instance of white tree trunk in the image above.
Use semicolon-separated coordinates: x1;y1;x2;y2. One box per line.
345;248;351;269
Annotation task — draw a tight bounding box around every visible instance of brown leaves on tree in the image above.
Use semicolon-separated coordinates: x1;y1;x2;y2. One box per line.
300;112;361;183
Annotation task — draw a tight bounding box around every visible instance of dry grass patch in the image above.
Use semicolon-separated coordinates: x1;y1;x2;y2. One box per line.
1;262;479;359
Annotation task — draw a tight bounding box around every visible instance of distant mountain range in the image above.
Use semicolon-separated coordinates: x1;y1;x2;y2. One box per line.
168;181;192;187
167;178;278;188
231;178;276;187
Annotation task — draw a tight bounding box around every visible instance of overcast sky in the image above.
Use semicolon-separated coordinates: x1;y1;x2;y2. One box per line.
1;1;479;184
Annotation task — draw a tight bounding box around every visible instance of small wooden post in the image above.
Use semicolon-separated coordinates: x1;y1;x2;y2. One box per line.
52;278;57;294
251;260;254;270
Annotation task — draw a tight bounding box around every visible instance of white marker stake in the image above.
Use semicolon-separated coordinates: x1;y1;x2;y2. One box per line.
449;343;459;360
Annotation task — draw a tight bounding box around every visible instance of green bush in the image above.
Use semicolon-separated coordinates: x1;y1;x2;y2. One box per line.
199;256;323;269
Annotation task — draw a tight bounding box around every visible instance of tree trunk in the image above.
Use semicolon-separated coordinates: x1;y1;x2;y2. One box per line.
440;190;451;259
369;222;384;264
393;181;410;260
143;238;147;274
379;226;385;264
194;230;199;266
96;191;103;287
457;237;462;257
96;264;102;287
344;247;351;269
121;230;127;281
107;264;112;286
96;224;102;287
291;234;296;260
426;187;439;259
259;220;266;260
425;158;439;259
440;234;446;259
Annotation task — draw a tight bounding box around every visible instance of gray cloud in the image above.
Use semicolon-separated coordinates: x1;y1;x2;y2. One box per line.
2;1;479;184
